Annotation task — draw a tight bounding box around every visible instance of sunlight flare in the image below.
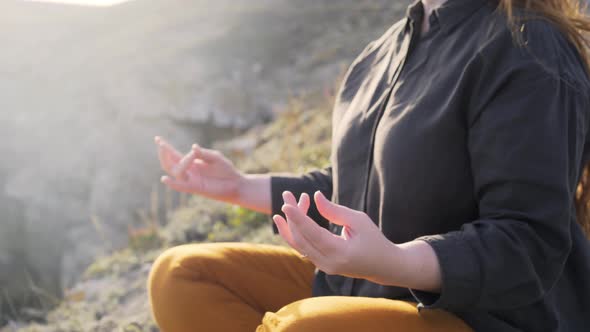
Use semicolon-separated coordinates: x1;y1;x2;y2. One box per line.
24;0;135;7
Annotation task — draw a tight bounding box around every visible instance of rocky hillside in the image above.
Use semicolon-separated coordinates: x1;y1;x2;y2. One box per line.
4;90;332;332
0;0;409;324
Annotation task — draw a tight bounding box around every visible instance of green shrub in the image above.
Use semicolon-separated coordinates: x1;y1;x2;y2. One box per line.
227;206;267;229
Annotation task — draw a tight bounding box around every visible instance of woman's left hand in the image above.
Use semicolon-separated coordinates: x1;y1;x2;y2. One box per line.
273;191;403;284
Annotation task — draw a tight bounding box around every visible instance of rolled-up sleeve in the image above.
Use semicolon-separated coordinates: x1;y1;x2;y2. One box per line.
411;60;589;311
270;167;333;232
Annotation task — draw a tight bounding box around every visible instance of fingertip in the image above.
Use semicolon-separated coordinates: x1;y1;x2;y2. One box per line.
282;191;297;204
192;143;200;151
160;175;168;183
314;190;325;203
314;191;332;218
298;192;310;209
154;136;161;143
272;215;291;244
281;204;293;215
282;204;301;218
185;149;197;159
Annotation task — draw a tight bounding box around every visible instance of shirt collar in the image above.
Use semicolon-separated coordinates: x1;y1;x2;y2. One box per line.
406;0;425;28
406;0;489;34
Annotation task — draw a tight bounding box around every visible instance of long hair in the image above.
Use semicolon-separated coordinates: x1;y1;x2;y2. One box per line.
497;0;590;236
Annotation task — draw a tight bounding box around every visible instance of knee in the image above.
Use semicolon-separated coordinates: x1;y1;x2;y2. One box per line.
147;243;226;303
147;246;182;306
258;298;335;332
257;297;471;332
256;298;417;332
148;244;204;327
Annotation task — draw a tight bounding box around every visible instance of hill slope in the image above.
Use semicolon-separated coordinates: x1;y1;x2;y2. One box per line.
8;91;332;332
0;0;409;324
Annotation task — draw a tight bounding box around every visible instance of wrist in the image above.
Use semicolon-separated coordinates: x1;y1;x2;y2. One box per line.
373;240;408;286
231;172;250;205
397;240;442;292
371;240;434;290
233;173;272;214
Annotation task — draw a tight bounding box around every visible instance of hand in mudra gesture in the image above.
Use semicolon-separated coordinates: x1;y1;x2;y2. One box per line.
273;190;400;285
155;136;245;202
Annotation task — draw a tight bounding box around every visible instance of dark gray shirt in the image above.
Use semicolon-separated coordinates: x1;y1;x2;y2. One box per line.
270;0;590;330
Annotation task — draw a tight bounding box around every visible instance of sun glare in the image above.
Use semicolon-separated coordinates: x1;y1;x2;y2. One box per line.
24;0;135;6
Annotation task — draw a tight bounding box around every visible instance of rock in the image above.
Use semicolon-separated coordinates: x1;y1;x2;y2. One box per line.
18;309;46;324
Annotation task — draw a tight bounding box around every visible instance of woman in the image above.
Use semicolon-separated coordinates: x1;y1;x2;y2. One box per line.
149;0;590;331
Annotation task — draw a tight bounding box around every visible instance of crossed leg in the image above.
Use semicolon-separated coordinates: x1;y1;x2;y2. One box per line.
148;242;472;332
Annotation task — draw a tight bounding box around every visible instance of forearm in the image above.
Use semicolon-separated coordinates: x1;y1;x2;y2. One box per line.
232;169;333;216
233;174;272;215
373;240;442;293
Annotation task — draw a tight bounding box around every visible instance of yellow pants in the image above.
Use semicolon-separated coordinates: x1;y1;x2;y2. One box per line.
148;243;473;332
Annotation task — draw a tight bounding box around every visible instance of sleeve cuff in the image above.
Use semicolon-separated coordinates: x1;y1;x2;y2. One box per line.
269;174;331;234
270;175;304;233
409;233;482;311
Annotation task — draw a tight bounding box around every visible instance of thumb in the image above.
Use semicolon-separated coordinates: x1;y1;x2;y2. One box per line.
314;191;363;228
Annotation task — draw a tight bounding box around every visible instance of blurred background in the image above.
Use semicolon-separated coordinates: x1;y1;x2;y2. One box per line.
0;0;408;330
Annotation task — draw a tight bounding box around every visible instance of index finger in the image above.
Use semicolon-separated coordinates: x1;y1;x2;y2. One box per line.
282;204;342;255
156;137;182;159
155;137;183;173
171;149;197;179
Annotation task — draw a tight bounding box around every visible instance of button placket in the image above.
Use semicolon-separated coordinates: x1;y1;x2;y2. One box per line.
343;19;421;297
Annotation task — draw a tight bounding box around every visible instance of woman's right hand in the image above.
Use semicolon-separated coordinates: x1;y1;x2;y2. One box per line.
155;136;245;203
